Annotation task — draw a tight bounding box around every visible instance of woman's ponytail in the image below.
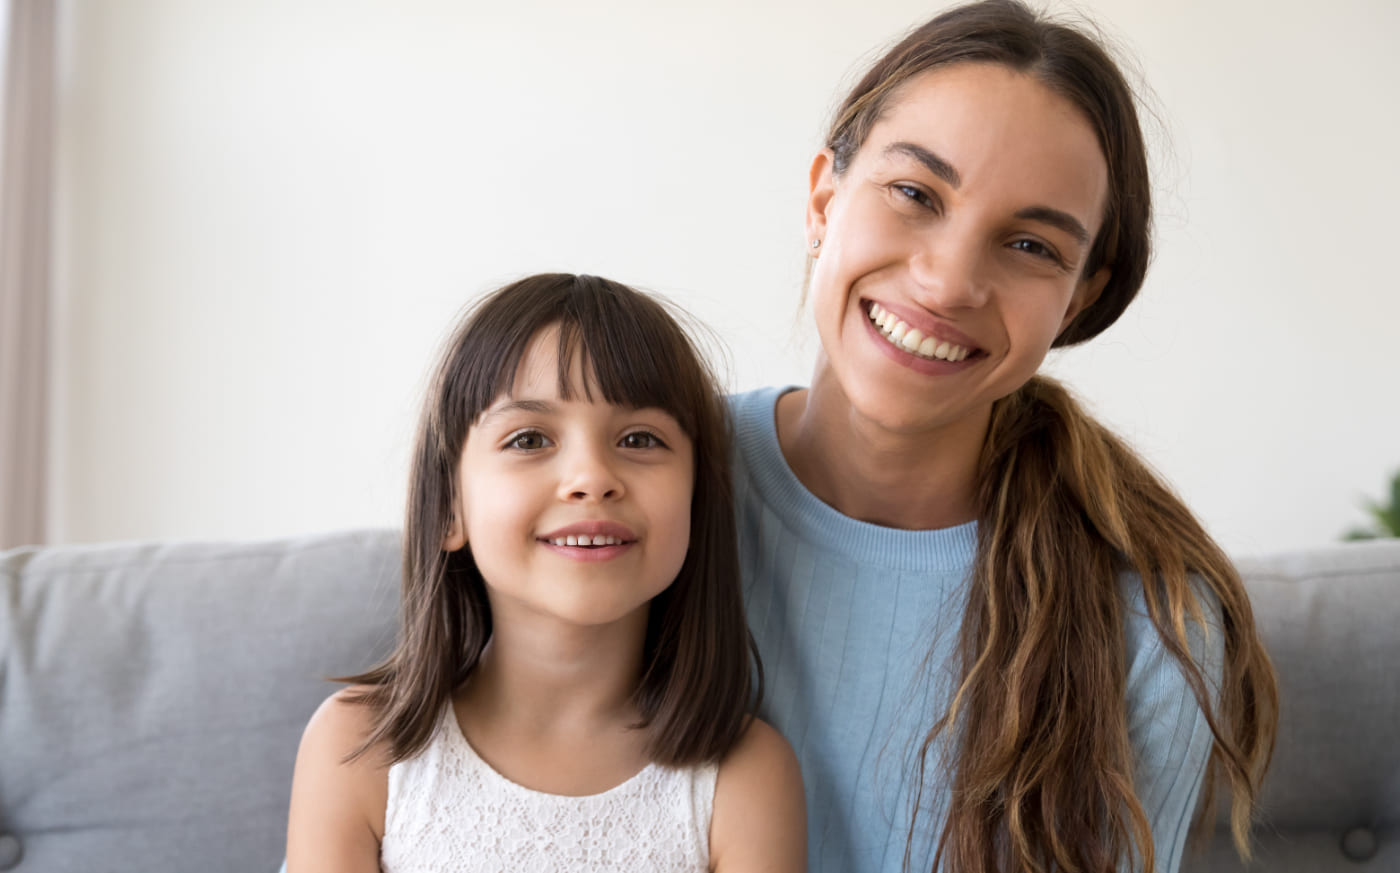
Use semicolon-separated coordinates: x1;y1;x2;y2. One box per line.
923;376;1277;873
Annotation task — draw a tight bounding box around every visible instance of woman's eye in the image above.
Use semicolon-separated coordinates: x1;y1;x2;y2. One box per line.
891;183;937;209
505;430;551;451
620;431;666;450
1009;238;1060;262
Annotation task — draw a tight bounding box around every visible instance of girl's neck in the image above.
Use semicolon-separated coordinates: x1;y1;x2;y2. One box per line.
452;605;655;796
776;375;986;531
459;604;648;734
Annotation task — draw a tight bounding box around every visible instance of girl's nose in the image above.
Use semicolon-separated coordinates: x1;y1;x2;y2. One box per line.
558;446;625;503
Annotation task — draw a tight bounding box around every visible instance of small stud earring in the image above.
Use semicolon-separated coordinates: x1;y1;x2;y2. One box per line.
810;239;822;250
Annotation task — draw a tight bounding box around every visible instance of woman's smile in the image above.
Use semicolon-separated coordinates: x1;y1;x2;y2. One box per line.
864;300;982;368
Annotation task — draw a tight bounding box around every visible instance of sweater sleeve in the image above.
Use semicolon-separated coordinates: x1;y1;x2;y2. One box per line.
1121;578;1226;873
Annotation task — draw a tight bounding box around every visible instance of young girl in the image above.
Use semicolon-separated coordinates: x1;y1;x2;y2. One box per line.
286;273;805;872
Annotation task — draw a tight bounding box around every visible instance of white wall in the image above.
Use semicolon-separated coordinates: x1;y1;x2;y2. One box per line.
49;0;1400;556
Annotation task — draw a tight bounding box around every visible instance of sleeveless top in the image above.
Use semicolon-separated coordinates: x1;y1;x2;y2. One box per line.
380;706;718;872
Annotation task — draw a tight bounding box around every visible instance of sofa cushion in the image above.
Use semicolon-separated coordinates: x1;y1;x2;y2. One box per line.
4;531;1397;873
1187;538;1400;872
0;529;400;873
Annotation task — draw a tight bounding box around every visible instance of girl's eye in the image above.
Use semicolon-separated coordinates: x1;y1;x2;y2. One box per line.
505;430;551;451
619;431;666;450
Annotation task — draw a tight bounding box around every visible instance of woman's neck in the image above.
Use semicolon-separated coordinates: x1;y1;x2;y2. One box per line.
775;373;987;531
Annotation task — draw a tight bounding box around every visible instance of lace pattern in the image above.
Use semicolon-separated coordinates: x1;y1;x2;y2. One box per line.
381;707;716;872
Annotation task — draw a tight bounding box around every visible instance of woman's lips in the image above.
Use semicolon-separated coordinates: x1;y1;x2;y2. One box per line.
866;301;979;362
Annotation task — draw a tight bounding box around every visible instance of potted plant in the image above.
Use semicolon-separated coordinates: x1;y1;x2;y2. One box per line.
1344;470;1400;540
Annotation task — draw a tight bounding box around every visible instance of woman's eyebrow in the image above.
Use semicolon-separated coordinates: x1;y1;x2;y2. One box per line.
1015;205;1090;246
882;141;1091;246
883;141;962;187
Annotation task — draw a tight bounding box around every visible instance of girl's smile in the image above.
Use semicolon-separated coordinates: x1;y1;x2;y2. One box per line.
539;520;638;561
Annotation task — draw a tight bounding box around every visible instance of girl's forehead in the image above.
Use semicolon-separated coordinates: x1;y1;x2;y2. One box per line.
506;326;597;398
478;320;692;431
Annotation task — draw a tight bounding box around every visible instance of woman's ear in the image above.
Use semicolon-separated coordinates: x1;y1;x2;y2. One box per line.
806;149;836;249
1060;266;1111;334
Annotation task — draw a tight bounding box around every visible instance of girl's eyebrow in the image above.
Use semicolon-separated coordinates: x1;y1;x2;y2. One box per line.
478;399;555;424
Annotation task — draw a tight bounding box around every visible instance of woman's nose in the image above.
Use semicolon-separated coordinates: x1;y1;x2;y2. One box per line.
908;232;991;310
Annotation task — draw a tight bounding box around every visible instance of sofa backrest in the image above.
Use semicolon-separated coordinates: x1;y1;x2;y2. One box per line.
0;530;400;873
1187;538;1400;872
2;531;1397;872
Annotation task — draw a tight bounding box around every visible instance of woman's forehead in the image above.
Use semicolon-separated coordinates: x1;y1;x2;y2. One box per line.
863;63;1109;226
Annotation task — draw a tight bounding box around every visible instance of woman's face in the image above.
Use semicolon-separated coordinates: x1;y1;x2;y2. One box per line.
805;62;1111;438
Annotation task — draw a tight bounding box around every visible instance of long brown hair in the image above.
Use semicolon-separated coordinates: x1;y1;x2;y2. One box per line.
825;2;1277;871
342;273;756;768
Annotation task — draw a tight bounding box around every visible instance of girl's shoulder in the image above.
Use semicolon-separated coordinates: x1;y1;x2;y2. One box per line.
709;718;806;873
298;685;391;768
286;686;391;872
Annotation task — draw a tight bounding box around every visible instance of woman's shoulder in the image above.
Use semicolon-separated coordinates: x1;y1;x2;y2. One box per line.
709;718;806;873
1116;570;1226;660
726;385;795;428
1115;570;1227;734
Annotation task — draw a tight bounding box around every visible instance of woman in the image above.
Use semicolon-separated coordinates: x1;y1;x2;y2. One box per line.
731;1;1277;871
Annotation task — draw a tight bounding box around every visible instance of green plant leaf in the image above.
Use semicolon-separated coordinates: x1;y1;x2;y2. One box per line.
1341;469;1400;541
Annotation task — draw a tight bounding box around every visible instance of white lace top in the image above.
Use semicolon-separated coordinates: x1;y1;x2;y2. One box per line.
380;707;718;872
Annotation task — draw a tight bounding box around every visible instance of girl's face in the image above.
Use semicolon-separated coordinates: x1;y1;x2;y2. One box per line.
805;63;1111;439
444;326;695;631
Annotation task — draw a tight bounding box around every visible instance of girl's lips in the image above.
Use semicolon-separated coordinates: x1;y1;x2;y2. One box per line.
538;521;638;561
538;520;637;543
540;540;635;563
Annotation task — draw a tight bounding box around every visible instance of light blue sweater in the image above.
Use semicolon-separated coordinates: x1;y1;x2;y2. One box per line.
730;387;1221;873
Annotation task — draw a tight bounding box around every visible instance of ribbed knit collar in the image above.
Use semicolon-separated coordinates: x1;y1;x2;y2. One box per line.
731;386;978;573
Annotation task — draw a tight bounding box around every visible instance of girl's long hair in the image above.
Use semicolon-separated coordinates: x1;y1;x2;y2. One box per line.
341;273;755;768
825;3;1278;870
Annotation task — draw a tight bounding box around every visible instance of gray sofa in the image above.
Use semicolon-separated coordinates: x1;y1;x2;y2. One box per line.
2;529;1397;872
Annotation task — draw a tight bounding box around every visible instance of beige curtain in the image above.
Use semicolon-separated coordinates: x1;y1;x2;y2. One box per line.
0;0;56;549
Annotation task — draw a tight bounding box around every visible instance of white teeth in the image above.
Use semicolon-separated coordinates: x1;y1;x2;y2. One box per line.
867;304;971;363
549;535;622;547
